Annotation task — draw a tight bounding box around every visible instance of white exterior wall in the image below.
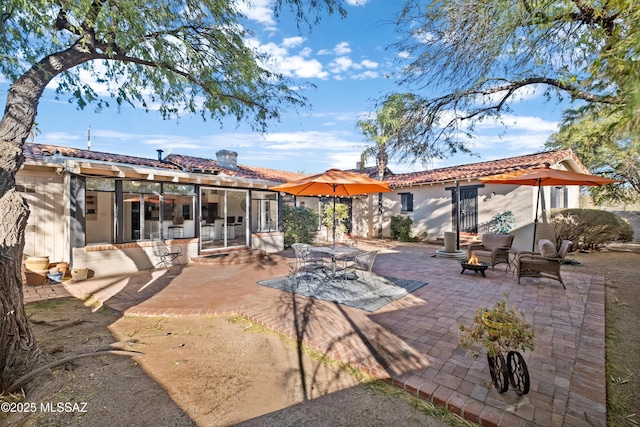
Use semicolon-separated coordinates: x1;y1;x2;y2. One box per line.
72;240;198;277
362;180;581;251
18;170;69;263
251;232;284;253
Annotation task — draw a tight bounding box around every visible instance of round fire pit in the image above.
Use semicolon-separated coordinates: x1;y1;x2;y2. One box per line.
460;261;490;277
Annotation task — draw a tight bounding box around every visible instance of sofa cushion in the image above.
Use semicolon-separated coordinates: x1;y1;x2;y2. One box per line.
538;239;557;258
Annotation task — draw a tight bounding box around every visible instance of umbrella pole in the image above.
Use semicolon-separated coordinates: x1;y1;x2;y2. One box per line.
332;194;336;248
532;181;541;251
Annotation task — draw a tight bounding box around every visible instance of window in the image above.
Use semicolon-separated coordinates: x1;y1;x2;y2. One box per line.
252;192;278;232
86;179;116;244
85;179;197;243
400;192;414;212
551;186;567;209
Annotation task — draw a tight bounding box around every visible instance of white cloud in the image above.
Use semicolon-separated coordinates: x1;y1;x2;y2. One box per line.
329;56;355;73
282;36;305;49
352;70;379;80
299;47;313;57
475;114;559;133
236;0;276;29
333;42;352;55
345;0;370;6
360;59;378;69
280;56;328;79
254;40;329;79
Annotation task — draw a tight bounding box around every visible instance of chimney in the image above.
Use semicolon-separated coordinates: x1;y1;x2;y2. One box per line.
157;149;164;161
356;161;362;170
216;150;238;169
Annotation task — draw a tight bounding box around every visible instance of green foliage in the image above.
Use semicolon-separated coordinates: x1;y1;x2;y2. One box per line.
546;112;637;205
322;202;349;238
458;294;535;358
282;205;318;248
390;215;413;242
491;210;515;234
0;0;343;130
358;93;422;176
551;209;634;250
392;0;640;184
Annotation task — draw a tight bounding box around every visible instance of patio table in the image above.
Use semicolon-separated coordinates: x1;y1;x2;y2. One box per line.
310;245;362;279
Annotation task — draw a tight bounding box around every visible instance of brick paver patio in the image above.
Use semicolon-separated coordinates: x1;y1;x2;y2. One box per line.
24;242;606;426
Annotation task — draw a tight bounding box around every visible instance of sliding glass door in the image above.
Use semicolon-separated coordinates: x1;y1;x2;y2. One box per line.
200;188;248;252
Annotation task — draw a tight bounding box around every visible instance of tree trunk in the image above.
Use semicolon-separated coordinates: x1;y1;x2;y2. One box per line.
376;151;387;239
0;47;92;392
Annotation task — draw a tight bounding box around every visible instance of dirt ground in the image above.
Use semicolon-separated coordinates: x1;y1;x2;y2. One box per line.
2;245;639;427
569;245;640;427
3;301;462;427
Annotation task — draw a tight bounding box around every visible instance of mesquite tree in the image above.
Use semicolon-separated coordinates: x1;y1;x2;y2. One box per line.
390;0;637;191
0;0;344;392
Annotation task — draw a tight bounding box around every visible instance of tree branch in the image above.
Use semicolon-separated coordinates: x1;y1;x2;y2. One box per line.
570;0;619;34
92;52;271;113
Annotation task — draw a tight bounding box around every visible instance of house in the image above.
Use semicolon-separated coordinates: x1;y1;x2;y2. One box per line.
350;148;587;251
17;143;585;278
18;143;304;278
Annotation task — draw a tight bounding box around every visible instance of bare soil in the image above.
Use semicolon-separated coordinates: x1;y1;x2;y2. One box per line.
569;245;640;426
2;245;638;427
3;302;459;427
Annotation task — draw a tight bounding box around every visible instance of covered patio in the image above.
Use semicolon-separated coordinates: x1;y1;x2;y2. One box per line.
25;241;605;426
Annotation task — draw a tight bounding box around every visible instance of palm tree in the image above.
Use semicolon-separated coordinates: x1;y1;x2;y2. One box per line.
357;93;416;237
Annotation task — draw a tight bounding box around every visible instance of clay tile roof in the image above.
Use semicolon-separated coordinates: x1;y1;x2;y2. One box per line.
23;143;584;188
166;154;308;183
385;149;586;188
24;143;181;170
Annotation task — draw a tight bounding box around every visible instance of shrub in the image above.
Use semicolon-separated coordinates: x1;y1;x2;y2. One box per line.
550;209;634;250
390;215;413;242
491;210;515;234
322;202;349;240
282;205;319;248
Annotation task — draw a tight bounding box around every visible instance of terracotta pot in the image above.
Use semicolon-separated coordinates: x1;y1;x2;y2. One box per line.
24;256;50;272
56;262;69;278
25;270;48;286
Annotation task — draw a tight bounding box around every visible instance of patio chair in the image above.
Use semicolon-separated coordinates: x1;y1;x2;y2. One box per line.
290;243;327;276
342;250;379;284
151;233;183;269
289;243;329;293
517;239;572;289
467;233;514;270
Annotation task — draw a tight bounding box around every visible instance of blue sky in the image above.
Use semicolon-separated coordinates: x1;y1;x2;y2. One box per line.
1;0;567;174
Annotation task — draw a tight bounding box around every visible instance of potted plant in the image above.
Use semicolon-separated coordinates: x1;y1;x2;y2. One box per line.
491;210;515;234
458;294;535;394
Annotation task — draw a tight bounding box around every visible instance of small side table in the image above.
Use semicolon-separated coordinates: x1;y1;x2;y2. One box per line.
506;250;519;275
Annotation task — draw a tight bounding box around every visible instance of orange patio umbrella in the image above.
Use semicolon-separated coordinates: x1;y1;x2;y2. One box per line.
270;168;392;246
480;166;621;250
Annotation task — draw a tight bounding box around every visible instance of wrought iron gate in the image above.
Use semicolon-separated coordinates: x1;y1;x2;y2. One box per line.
452;187;478;233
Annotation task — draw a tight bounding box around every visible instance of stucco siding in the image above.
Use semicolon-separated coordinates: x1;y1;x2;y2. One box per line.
18;170;69;264
368;180;581;249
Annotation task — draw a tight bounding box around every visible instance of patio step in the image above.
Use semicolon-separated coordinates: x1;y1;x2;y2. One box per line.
435;232;479;246
191;248;266;265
